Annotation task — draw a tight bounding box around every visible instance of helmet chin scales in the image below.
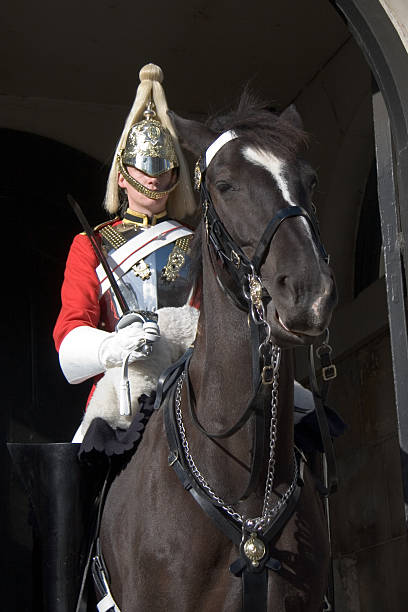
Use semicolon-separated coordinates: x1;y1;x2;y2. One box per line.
117;150;179;200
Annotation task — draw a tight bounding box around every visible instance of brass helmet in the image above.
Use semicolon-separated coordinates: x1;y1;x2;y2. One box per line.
122;102;178;176
104;63;196;218
116;101;179;200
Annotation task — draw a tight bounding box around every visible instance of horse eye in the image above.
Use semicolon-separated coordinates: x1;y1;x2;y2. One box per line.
309;176;318;191
216;180;236;193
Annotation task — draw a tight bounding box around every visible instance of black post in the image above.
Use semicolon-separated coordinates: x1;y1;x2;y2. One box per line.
7;443;104;611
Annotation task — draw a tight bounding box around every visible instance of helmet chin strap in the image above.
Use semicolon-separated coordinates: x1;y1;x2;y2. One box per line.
117;153;179;200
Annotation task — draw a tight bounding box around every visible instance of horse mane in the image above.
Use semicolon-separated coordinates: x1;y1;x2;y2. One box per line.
207;90;308;159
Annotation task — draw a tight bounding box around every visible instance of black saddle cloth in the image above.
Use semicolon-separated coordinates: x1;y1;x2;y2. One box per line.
79;392;156;464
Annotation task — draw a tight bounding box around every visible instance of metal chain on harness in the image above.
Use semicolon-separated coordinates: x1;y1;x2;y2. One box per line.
174;357;298;536
169;210;301;541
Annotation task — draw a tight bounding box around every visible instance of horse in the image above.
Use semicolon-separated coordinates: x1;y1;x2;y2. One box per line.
97;96;337;612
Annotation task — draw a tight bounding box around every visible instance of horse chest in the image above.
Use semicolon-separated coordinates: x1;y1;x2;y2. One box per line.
100;415;329;612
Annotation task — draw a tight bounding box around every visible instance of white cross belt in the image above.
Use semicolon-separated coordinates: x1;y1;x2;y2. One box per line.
96;220;193;296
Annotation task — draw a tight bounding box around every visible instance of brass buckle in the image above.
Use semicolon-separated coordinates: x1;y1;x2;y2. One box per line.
249;276;263;310
168;450;178;466
231;250;241;268
261;365;275;385
322;364;337;381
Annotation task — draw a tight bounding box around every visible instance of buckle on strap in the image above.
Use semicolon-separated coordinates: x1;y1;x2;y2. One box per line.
316;334;337;382
322;364;337;381
261;365;275;385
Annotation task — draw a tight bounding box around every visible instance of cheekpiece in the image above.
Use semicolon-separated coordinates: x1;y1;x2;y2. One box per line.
121;102;179;177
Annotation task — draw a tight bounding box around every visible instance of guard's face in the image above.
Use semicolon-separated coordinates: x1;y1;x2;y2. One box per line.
118;167;176;215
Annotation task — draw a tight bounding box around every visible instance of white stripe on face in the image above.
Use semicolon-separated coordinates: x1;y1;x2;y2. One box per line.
242;146;320;262
242;146;294;205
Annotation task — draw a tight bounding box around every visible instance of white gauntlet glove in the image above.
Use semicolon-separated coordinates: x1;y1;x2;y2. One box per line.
99;318;160;368
58;311;160;384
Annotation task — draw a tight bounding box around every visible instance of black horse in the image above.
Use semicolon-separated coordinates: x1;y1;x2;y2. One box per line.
99;97;337;611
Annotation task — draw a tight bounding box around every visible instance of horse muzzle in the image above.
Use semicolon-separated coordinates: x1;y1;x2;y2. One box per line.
265;269;337;345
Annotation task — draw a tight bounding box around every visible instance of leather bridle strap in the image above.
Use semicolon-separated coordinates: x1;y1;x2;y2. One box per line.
252;205;328;270
308;346;338;495
194;131;338;502
186;366;266;440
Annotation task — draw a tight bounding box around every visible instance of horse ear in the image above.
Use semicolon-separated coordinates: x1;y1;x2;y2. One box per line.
168;111;216;157
279;104;303;130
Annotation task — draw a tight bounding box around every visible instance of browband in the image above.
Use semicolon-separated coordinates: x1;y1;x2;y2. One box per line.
205;130;237;168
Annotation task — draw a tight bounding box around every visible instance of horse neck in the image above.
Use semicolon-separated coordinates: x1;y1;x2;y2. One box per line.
187;238;295;505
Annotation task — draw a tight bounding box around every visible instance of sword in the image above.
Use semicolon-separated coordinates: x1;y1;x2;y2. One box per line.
67;195;159;417
67;194;129;315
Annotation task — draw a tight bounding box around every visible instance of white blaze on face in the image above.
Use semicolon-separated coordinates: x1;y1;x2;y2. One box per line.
242;145;317;248
242;146;324;327
242;146;294;205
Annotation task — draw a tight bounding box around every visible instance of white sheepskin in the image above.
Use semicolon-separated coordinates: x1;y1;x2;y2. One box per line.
81;305;199;434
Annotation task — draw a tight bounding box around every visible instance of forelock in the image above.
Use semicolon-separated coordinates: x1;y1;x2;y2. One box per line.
206;91;308;159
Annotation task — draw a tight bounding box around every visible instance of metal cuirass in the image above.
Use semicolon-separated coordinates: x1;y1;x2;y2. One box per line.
96;220;194;329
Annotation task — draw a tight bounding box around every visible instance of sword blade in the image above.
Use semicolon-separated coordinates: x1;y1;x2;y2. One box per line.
67;194;129;315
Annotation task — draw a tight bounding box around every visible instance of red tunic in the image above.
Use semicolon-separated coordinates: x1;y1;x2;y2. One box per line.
54;219;200;406
53;219;125;351
54;233;100;351
54;218;200;352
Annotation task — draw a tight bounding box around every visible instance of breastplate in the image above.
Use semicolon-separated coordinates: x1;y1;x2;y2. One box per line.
97;221;193;329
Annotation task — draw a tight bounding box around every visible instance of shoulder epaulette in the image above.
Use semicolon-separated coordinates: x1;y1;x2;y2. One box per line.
94;216;121;232
79;216;121;236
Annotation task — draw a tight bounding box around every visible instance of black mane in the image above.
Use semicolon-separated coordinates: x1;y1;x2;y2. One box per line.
206;91;307;159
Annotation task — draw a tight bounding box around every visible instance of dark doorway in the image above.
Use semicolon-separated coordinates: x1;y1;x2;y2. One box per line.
1;129;109;611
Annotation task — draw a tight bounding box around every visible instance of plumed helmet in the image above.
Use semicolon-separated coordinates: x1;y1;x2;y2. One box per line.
104;63;196;219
